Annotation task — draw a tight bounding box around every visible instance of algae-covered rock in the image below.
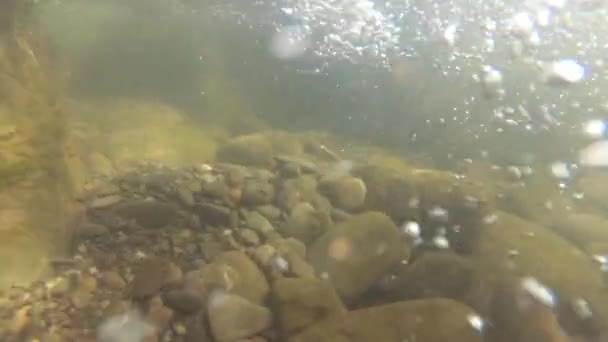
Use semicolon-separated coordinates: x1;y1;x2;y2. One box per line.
208;292;272;342
272;277;347;337
216;133;275;169
474;211;608;329
308;211;408;301
352;164;418;224
283;202;331;245
276;175;319;212
486;275;575;342
548;213;608;253
289;298;482;342
208;251;270;305
318;175;367;212
409;169;492;254
382;252;477;303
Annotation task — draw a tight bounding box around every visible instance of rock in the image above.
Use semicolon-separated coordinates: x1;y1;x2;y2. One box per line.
276;176;318;212
199;235;224;261
197;203;236;227
243;210;275;235
188;251;270;305
474;211;608;331
283;202;330;245
381;252;477;303
274;155;319;175
176;186;195;207
183;312;212;342
48;277;70;297
147;296;174;332
88;152;115;177
89;195;123;209
101;271;126;290
208;292;272;342
578;174;608;212
309;211;408;301
269;238;314;279
216;134;275;169
111;200;182;229
318;176;367;212
289;298;482;342
273;278;347;337
250;245;277;268
130;258;182;299
255;205;281;221
487;275;574;342
162;289;204;315
548;213;608;253
241;181;275;206
71;274;97;309
238;229;261;246
200;179;231;202
77;222;109;239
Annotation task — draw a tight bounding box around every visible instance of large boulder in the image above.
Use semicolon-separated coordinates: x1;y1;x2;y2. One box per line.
308;211;408;301
474;211;608;333
289;298;483;342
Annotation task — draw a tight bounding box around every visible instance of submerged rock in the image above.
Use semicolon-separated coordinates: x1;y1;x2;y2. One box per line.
474;211;608;332
193;251;270;305
216;134;275;169
273;277;347;337
382;252;477;303
241;180;275;206
207;292;272;342
283;202;331;245
308;211;408;301
318;175;367;212
129;257;182;299
111;199;182;229
289;298;483;342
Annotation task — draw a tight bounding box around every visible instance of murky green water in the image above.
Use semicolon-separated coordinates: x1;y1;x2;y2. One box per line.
1;0;608;341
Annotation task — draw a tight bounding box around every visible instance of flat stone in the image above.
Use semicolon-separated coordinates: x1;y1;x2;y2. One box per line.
162;289;204;315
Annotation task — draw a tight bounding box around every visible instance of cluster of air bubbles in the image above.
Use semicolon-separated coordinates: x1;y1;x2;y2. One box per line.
271;0;402;67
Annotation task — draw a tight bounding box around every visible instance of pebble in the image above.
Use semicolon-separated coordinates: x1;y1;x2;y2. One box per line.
241;181;275;206
101;271;126;290
238;229;261;246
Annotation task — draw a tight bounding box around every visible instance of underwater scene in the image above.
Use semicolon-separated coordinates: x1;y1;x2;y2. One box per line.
2;0;608;341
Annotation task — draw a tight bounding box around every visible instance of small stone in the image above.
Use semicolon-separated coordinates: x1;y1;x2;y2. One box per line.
197;203;234;227
199;236;224;262
255;205;281;221
177;187;195;207
148;296;174;332
174;322;188;335
283;202;330;245
78;223;110;239
318;176;367;212
162;290;204;315
90;195;123;209
241;181;275;206
238;229;261;246
207;292;272;341
250;245;277;269
48;277;70;297
243;210;275;235
101;271;126;290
